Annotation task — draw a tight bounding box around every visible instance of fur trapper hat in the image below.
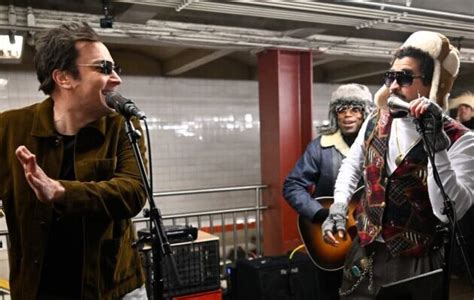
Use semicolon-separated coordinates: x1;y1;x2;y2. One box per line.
450;92;474;110
325;83;373;134
374;31;460;111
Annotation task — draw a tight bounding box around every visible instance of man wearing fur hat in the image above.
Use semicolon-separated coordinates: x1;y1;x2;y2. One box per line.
283;83;372;300
450;92;474;129
322;31;474;299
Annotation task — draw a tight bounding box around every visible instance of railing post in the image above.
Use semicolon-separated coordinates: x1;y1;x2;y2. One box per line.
220;213;227;274
255;187;262;256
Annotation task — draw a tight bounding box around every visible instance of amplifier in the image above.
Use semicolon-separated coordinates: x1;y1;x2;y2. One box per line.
231;253;319;300
141;231;220;300
165;225;198;243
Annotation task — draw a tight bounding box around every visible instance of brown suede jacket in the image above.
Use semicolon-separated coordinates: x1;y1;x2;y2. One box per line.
0;98;147;299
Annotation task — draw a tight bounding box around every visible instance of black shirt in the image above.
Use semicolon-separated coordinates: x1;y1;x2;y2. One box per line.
462;118;474;130
38;135;83;299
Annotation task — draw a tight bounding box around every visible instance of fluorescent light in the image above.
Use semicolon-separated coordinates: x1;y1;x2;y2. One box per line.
0;35;24;62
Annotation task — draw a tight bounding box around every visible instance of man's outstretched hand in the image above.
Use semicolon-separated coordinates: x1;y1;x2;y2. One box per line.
15;145;65;203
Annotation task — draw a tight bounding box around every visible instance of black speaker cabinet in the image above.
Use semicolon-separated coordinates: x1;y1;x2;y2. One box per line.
232;253;319;300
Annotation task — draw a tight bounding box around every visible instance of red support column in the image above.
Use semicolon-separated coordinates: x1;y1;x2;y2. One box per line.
258;49;313;255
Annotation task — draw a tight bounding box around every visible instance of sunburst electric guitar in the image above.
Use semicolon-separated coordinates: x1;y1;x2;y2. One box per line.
297;187;363;271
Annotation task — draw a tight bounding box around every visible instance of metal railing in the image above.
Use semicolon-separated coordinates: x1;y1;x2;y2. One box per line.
134;184;268;269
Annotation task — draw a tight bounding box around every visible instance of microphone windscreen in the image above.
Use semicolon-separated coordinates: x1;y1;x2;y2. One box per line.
387;96;410;111
105;91;127;110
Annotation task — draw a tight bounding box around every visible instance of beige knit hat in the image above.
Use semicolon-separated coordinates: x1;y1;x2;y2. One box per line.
375;31;460;111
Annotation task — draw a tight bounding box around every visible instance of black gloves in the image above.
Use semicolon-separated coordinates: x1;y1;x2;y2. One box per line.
416;99;450;152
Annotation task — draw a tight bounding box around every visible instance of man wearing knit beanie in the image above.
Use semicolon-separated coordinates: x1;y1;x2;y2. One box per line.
283;83;372;300
323;31;474;299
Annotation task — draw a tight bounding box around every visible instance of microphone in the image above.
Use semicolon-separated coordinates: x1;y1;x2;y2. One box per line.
105;92;146;119
387;96;410;112
387;96;450;121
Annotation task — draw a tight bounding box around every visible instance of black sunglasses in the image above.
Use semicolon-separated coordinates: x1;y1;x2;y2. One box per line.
383;71;424;87
78;60;122;75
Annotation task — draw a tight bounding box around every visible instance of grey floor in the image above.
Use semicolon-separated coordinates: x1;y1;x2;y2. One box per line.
450;276;474;300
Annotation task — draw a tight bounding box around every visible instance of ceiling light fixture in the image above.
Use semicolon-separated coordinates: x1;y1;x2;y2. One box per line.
0;33;23;62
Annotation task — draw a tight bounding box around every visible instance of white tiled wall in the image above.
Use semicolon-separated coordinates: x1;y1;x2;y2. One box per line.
0;70;378;218
123;76;262;214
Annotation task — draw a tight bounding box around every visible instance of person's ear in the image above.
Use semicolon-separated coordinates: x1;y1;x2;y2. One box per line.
52;69;74;90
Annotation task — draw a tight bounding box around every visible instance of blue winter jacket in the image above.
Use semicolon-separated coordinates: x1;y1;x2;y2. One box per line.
283;130;350;221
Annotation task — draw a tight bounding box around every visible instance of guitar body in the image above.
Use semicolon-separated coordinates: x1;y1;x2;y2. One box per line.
297;187;363;271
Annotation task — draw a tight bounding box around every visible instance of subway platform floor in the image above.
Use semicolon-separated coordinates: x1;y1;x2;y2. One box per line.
450;275;474;300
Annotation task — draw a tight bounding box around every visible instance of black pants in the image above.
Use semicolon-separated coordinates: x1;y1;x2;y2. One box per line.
451;205;474;277
318;268;342;300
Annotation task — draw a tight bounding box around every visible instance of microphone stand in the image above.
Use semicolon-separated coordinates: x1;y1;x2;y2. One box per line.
124;117;174;300
415;118;474;300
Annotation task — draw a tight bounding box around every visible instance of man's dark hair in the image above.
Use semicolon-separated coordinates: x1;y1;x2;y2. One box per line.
34;22;100;95
392;46;434;86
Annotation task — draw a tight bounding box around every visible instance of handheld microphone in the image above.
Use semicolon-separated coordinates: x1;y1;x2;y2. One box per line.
387;96;450;121
387;96;410;112
106;92;146;120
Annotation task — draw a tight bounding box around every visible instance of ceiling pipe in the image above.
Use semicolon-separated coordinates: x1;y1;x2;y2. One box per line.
115;0;398;26
180;2;473;33
340;1;474;21
114;0;473;36
175;0;195;12
247;1;392;18
156;1;474;36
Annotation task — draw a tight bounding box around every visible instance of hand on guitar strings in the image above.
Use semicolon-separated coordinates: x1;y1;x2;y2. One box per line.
321;202;348;246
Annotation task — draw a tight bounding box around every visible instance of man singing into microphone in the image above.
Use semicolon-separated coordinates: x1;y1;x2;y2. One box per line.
322;31;474;299
0;23;147;299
